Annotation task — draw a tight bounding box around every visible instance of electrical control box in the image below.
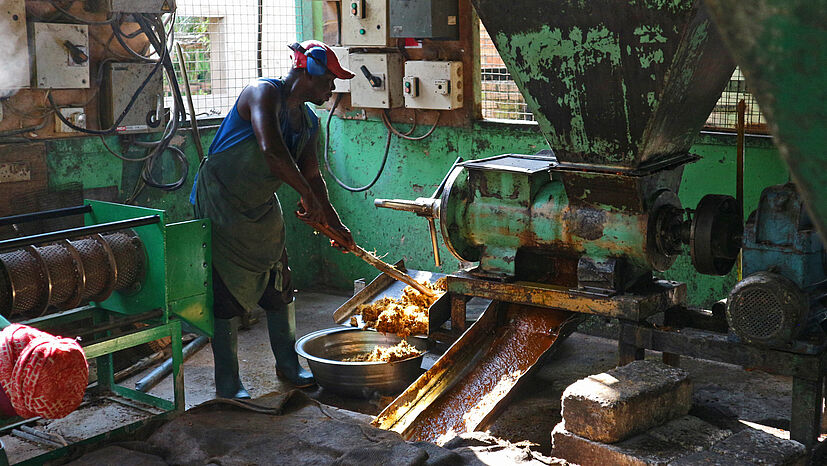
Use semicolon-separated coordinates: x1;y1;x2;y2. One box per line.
102;63;165;133
341;0;390;46
403;61;463;110
110;0;176;13
55;108;87;133
33;23;90;89
331;47;351;93
390;0;458;39
1;0;29;92
349;53;403;108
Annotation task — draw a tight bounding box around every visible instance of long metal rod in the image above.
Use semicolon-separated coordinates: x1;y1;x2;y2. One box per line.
71;309;165;339
0;215;160;250
175;42;205;161
736;99;746;281
135;335;209;392
298;215;436;297
0;205;91;227
11;429;64;448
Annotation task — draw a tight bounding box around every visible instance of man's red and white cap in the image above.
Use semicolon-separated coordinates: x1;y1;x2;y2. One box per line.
289;40;355;80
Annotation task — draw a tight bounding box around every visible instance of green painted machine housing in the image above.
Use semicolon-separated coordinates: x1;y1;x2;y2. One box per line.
471;0;734;170
85;200;213;336
440;155;684;280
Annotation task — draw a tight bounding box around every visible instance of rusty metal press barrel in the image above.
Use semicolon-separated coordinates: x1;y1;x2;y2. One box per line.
0;231;145;318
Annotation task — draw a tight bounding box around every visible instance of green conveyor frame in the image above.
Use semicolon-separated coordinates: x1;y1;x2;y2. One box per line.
0;201;213;465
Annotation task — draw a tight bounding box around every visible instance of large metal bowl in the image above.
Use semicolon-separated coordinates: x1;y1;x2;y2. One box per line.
296;327;427;398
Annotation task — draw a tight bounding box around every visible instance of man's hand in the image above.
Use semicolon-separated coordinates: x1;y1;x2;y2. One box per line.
296;195;326;225
329;224;355;252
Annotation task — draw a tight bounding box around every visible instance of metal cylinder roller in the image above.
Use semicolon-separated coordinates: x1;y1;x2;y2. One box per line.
0;230;145;317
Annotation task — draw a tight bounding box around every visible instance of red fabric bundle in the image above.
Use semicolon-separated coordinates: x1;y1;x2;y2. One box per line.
0;324;88;419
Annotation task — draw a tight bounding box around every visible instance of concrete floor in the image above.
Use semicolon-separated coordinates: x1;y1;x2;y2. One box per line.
5;289;818;464
134;289;809;453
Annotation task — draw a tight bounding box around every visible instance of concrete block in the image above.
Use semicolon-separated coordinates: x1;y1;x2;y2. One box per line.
561;360;692;442
668;451;752;465
551;416;730;466
646;416;732;451
710;429;807;466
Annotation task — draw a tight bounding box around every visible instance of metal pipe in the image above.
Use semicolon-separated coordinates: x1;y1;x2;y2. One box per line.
0;205;92;227
71;309;164;339
135;335;209;392
736;99;746;281
11;429;64;448
175;42;205;161
428;217;441;267
374;198;438;217
0;215;160;251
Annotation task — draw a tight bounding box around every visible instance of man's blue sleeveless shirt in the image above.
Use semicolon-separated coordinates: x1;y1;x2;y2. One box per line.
189;78;319;204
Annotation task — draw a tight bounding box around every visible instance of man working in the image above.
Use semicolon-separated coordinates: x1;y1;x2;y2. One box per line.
191;40;356;398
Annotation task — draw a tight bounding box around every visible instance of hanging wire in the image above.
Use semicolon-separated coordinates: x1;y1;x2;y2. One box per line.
323;94;393;192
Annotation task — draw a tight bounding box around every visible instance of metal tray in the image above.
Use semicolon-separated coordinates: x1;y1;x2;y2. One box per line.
332;261;449;336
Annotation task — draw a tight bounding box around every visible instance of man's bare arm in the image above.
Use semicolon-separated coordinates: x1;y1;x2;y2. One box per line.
238;81;324;222
299;130;355;249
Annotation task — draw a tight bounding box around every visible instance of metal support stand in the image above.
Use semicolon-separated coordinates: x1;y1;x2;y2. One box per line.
446;270;686;335
618;321;826;448
0;307;185;465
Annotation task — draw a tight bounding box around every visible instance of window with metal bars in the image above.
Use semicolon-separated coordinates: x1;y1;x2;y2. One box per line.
165;0;302;119
479;22;534;122
479;21;769;134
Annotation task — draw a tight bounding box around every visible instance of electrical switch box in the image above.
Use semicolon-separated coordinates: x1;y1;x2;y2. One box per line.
33;23;90;89
110;0;176;13
102;63;165;133
349;53;403;108
341;0;390;46
331;47;351;93
55;108;86;133
1;0;29;92
390;0;458;40
403;61;463;110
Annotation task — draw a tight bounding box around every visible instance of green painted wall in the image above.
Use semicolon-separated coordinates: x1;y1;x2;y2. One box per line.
33;114;786;309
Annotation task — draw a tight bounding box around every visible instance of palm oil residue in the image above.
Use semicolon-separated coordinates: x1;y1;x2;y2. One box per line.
406;306;569;445
343;340;423;363
352;278;446;338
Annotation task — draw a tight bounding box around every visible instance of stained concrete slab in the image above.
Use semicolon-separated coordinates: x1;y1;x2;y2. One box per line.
4;290;820;464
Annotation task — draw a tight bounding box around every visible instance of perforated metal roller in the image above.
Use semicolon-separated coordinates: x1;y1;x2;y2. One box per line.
0;230;145;317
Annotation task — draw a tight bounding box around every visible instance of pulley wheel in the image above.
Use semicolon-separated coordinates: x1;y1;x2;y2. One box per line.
690;194;742;275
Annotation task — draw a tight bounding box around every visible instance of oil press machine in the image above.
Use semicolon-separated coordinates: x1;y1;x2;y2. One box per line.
0;200;212;463
373;0;827;449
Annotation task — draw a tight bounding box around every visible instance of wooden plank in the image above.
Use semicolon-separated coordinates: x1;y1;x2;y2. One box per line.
619;324;826;379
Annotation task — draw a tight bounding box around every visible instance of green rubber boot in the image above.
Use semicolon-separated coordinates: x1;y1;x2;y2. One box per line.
265;299;315;388
211;317;251;399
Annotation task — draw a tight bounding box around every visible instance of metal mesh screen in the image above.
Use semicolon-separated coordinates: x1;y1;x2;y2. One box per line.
479;22;535;122
167;0;303;119
479;22;769;134
732;287;784;340
704;67;769;134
